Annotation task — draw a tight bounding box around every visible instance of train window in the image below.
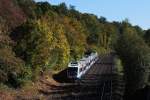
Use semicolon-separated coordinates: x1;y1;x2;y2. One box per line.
79;68;82;73
71;61;78;65
70;61;78;67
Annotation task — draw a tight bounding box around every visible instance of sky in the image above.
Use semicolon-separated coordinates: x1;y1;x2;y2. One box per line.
35;0;150;30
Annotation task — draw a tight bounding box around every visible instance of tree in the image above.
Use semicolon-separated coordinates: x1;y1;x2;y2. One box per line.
35;1;52;17
115;24;150;98
16;0;36;18
52;24;70;70
62;17;87;60
14;18;54;79
134;25;144;37
144;29;150;46
0;22;25;87
69;5;75;11
99;16;107;23
57;3;68;15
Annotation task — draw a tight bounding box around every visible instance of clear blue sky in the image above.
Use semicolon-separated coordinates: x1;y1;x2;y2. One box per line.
35;0;150;30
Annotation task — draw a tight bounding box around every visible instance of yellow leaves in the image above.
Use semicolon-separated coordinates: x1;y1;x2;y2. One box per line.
62;17;87;60
25;17;71;70
53;24;70;67
37;19;53;43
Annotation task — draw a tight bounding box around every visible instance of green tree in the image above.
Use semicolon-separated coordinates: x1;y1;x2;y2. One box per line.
14;18;54;79
35;2;53;18
115;23;150;97
134;25;144;37
144;29;150;46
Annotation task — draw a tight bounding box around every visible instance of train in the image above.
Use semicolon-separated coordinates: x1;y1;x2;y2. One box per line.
67;51;98;79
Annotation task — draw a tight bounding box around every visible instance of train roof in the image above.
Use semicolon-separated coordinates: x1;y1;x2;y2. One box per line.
68;51;98;68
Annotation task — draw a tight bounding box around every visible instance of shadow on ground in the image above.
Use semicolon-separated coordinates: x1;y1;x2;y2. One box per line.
126;85;150;100
53;68;75;83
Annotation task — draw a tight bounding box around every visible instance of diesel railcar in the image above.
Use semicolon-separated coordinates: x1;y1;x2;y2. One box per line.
67;52;98;79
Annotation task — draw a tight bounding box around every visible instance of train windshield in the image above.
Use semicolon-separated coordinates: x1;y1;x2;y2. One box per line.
67;67;78;78
71;62;78;64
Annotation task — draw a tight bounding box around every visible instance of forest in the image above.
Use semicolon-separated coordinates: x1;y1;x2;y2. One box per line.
0;0;150;99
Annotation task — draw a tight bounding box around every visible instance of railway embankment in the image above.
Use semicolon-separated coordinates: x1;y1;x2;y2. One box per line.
2;53;126;100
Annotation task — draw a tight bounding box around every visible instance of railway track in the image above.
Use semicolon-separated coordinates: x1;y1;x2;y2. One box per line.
45;54;114;100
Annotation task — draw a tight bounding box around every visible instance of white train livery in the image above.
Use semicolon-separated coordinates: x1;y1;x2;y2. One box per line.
67;52;98;79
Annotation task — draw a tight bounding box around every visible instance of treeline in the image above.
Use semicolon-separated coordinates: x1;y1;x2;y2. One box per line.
115;21;150;99
0;0;117;87
0;0;149;99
